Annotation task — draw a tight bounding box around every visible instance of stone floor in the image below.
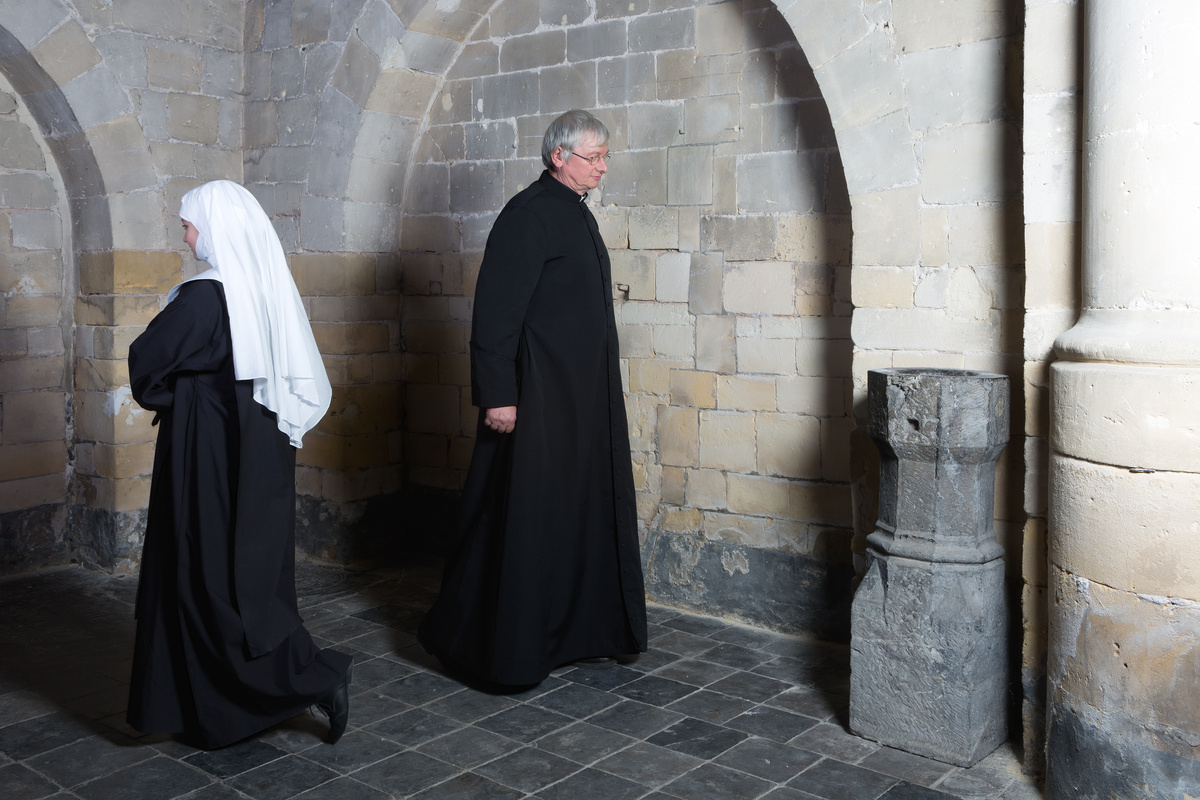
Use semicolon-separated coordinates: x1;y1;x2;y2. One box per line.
0;557;1041;800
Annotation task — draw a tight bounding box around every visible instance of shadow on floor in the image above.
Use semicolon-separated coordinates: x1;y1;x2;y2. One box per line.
0;558;1040;800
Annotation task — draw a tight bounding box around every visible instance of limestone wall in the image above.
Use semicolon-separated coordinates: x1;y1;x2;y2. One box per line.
0;76;70;571
1021;0;1080;772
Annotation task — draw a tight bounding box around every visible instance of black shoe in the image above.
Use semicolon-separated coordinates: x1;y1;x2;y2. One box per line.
573;657;616;670
316;663;353;744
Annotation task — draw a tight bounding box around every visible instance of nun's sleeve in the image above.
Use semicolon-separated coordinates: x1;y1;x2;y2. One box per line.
129;280;225;412
469;206;548;409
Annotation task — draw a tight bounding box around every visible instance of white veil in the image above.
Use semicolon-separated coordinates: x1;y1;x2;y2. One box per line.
172;180;331;448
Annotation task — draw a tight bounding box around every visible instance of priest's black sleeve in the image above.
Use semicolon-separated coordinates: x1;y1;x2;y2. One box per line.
469;206;548;409
129;281;225;412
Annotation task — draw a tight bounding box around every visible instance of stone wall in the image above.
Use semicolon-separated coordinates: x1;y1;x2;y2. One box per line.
396;0;858;634
0;75;70;571
1020;0;1080;773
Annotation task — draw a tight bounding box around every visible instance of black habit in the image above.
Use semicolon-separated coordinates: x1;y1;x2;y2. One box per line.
418;170;648;686
126;279;349;748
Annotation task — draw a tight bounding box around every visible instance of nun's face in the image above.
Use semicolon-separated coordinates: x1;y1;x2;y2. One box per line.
181;219;199;258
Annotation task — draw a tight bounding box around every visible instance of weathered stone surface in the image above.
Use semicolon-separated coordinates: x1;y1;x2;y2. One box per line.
642;529;854;641
850;368;1010;766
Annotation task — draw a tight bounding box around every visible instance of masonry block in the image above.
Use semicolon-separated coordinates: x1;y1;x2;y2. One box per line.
716;375;776;412
629;9;695;53
727;473;790;518
694;314;735;374
2;391;67;445
756;412;821;479
0;173;56;209
80;251;182;296
31;20;101;86
611;250;656;301
699;410;756;472
701;216;776;261
669;369;716;409
723;261;796;315
598;52;656;105
148;40;202;92
0;441;67;482
658;404;699;467
500;29;565;72
666;145;713;206
167;92;220;144
5;296;60;328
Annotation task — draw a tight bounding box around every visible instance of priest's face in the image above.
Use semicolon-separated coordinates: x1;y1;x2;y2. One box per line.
181;219;200;258
550;135;609;195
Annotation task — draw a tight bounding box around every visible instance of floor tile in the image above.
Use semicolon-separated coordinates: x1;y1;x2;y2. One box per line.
879;783;961;800
764;688;846;722
660;762;772;800
651;630;718;657
345;689;410;727
415;726;521;769
697;643;773;671
790;758;898;800
530;682;621;719
860;746;956;787
533;766;647;800
424;688;518;723
588;700;684;739
226;754;341;800
474;704;575;743
366;707;461;748
664;689;755;725
73;755;212;800
352;750;461;797
408;772;523;800
726;705;819;743
789;722;880;762
595;741;703;788
661;617;730;638
712;737;821;783
0;762;59;800
0;711;97;760
612;675;698;707
647;717;747;760
534;721;637;765
473;747;581;792
706;671;789;703
347;656;417;692
561;664;641;691
184;739;288;778
297;729;400;774
652;658;735;688
375;671;463;707
25;730;152;787
292;776;392;800
620;648;683;673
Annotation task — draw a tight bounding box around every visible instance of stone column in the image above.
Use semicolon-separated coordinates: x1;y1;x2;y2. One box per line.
850;368;1009;767
1046;1;1200;797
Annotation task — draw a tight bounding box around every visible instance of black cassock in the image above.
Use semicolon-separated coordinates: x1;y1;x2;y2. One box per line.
419;171;648;686
126;279;349;748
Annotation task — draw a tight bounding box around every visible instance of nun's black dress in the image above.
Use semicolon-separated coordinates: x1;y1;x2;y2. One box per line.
418;171;648;686
126;279;349;748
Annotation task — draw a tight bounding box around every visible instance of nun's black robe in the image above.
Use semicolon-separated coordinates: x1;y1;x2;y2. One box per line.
126;279;349;749
418;171;648;686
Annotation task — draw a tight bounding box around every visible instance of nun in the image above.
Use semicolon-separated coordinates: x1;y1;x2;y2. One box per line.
125;180;353;748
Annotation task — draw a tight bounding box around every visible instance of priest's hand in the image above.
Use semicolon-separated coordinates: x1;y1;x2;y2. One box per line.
485;406;517;434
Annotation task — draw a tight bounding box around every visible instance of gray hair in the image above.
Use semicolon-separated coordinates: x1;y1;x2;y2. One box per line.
541;109;609;169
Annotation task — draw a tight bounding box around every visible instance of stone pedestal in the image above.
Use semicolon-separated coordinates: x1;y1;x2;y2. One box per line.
850;368;1010;767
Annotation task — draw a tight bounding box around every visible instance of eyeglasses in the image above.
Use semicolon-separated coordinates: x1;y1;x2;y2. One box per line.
569;151;611;166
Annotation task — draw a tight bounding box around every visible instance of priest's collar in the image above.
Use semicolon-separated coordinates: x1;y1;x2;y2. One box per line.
538;170;589;203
